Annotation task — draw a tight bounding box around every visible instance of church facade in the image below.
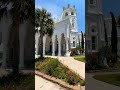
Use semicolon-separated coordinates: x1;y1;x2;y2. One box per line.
35;4;85;56
86;0;120;56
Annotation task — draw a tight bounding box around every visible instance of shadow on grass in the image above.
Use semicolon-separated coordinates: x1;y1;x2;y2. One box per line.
93;73;120;87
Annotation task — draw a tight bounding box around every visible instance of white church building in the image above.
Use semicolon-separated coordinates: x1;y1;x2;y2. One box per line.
35;4;85;56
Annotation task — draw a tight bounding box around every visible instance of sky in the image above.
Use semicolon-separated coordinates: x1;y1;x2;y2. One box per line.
35;0;85;33
103;0;120;16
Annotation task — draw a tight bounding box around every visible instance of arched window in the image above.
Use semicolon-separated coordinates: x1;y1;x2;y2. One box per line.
90;0;94;4
92;36;96;50
73;41;75;47
91;29;95;32
72;19;75;28
71;12;74;15
65;12;68;16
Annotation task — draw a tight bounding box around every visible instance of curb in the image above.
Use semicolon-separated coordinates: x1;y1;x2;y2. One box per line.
35;71;84;90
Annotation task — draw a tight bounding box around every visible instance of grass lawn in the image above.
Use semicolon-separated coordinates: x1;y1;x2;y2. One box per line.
74;57;85;62
35;57;85;86
0;73;34;90
93;73;120;87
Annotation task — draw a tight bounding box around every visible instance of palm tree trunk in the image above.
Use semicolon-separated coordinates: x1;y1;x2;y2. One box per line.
39;34;43;58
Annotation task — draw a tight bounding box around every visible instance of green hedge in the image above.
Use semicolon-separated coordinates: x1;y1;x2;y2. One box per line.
35;57;85;86
0;73;34;90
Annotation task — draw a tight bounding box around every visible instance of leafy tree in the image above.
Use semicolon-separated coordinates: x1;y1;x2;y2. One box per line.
81;31;84;53
110;12;118;65
104;20;108;46
117;16;120;27
35;8;54;58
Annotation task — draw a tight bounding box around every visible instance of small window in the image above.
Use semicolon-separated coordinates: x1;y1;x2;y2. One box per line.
90;0;94;4
73;41;75;47
92;36;96;50
71;12;74;15
65;12;68;16
91;29;95;32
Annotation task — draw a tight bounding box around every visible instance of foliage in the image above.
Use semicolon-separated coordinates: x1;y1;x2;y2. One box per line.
35;57;85;86
86;52;104;70
81;31;84;53
0;0;34;74
70;48;79;56
110;12;118;64
93;74;120;87
0;73;34;90
104;20;108;46
35;8;54;57
80;80;85;86
74;57;85;62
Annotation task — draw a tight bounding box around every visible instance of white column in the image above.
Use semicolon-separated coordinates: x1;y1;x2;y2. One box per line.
43;35;46;56
1;44;7;68
35;32;40;55
19;21;27;69
58;37;61;56
52;36;55;56
65;37;70;56
1;26;9;68
19;43;24;69
52;41;55;56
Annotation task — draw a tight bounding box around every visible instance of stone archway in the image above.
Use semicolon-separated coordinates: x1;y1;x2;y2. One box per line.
54;35;58;55
45;35;52;55
61;33;66;56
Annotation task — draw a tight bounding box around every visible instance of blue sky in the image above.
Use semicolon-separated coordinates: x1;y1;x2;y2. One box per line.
35;0;85;33
103;0;120;16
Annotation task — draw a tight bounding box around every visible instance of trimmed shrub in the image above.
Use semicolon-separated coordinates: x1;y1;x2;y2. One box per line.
70;48;79;56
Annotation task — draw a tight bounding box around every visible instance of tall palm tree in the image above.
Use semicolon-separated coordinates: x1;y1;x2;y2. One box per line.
0;0;34;74
35;8;54;58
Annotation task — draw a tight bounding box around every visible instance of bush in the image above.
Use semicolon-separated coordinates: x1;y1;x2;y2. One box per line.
80;80;85;86
70;48;79;56
35;57;84;86
0;73;34;89
86;52;103;70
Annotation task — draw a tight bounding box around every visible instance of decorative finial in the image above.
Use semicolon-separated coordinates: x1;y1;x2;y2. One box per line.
68;4;70;8
73;5;75;8
63;7;65;10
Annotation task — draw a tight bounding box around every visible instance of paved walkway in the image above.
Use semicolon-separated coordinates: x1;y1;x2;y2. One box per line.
45;56;85;79
58;56;85;79
86;72;120;90
35;75;66;90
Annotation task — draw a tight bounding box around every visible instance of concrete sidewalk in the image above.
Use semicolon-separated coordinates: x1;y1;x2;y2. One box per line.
35;75;66;90
86;72;120;90
58;57;85;79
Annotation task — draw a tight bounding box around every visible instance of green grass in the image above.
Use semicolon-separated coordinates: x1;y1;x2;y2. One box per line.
0;73;34;90
93;73;120;87
74;57;85;62
35;57;85;86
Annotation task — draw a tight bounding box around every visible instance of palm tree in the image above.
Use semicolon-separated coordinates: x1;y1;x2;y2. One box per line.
0;0;34;74
35;8;54;58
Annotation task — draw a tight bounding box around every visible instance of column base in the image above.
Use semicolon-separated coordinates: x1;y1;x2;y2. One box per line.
52;53;55;56
19;64;24;70
58;53;61;56
66;51;70;56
